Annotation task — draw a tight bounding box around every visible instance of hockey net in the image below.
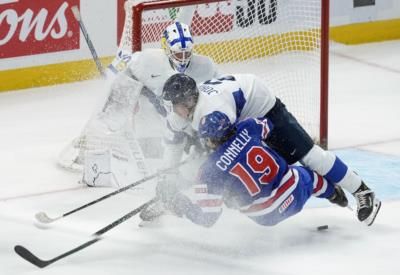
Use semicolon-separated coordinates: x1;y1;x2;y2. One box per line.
121;0;329;147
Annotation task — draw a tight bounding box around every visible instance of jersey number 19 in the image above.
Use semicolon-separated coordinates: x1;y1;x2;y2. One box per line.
229;146;279;196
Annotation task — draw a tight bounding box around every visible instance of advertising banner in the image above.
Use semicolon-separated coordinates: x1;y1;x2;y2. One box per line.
0;0;80;59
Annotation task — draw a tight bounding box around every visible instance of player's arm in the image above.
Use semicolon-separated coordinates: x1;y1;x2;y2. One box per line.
123;52;169;116
162;117;188;165
199;54;222;78
160;184;224;228
241;117;274;141
158;165;224;227
97;68;143;132
254;117;274;139
197;54;223;79
104;50;169;121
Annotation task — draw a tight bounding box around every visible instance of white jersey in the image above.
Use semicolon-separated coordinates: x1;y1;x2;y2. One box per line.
170;74;276;133
116;49;219;167
127;48;219;97
97;48;220;139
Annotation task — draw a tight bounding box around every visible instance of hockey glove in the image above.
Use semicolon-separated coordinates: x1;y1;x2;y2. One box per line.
183;133;208;161
156;171;180;205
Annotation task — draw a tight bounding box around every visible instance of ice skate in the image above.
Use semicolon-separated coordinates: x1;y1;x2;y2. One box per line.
353;182;381;226
139;200;166;227
328;185;348;207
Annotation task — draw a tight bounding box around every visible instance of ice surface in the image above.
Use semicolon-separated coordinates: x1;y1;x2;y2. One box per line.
0;41;399;275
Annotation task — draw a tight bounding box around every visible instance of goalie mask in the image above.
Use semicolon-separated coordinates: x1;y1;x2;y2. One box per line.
162;22;194;73
199;111;235;149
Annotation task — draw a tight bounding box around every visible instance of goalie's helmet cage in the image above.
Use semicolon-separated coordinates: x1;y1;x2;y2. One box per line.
162;73;198;105
161;22;194;73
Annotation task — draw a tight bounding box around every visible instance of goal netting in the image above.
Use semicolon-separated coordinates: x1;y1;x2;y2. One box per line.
121;0;329;147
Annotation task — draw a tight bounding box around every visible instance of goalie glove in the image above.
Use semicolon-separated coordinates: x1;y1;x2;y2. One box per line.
107;49;133;75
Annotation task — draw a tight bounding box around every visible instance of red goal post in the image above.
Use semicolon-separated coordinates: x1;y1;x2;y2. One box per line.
122;0;330;148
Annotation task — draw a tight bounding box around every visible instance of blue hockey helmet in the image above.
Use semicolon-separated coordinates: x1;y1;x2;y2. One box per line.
199;111;234;141
162;73;198;105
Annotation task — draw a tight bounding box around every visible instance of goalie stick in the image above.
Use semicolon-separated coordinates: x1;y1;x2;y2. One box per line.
35;160;188;224
71;6;106;78
15;197;157;268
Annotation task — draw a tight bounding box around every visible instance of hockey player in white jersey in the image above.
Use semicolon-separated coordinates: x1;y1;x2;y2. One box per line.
57;22;220;187
156;73;381;226
107;21;219;117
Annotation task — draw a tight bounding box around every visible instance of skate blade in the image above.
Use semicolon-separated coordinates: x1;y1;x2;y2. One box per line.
364;198;382;226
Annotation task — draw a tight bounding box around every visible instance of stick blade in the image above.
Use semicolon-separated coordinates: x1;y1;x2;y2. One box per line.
35;212;57;224
14;245;50;268
71;5;81;21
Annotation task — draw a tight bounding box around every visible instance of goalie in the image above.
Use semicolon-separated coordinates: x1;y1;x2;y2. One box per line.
57;21;220;187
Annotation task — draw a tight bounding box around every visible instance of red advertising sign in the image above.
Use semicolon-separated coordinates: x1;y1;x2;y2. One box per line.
0;0;80;59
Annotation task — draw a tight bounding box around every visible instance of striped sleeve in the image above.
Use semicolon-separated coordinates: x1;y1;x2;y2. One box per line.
253;117;273;140
175;181;224;228
192;184;224;213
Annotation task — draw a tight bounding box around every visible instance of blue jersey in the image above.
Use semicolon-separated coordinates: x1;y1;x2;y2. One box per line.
199;117;291;206
174;117;334;227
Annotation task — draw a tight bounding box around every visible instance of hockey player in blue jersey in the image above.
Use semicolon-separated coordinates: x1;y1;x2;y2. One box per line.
156;112;350;227
148;73;381;226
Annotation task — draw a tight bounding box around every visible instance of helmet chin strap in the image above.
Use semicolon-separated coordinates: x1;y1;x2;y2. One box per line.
188;107;195;121
168;56;191;73
176;64;187;73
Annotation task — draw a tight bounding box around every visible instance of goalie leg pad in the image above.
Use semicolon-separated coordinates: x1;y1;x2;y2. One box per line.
82;148;144;188
82;150;114;187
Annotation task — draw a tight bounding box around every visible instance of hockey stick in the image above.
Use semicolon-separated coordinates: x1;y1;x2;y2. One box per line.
15;197;157;268
71;6;107;78
35;160;188;224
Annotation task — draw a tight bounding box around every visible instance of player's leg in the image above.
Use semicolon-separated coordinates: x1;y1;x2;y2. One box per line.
264;98;314;164
264;98;380;224
301;145;381;223
306;168;348;207
291;166;348;208
248;167;315;226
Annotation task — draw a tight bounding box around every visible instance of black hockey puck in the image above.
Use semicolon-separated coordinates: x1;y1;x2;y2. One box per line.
317;225;329;231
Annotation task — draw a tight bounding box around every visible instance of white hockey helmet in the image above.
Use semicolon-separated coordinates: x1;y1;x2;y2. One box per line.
161;22;194;73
